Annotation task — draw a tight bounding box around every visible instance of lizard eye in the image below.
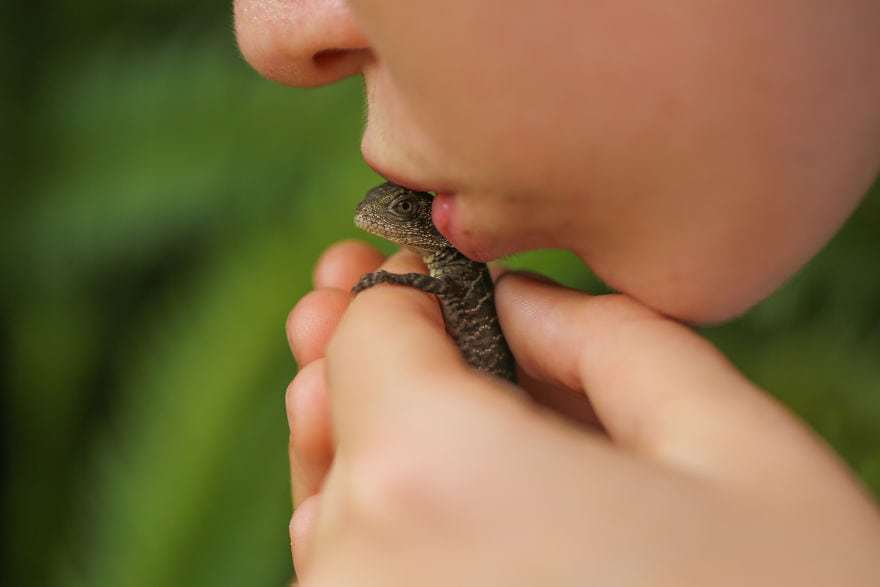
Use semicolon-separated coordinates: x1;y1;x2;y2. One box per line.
392;198;416;216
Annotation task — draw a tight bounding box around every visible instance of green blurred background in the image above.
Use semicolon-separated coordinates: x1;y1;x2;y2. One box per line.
2;2;878;586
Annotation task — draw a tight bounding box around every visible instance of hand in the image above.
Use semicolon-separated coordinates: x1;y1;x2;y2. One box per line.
285;240;880;586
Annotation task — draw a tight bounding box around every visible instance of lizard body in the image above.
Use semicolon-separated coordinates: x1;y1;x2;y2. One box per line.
352;182;517;383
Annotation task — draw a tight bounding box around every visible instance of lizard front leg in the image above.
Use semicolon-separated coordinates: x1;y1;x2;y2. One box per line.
352;270;451;296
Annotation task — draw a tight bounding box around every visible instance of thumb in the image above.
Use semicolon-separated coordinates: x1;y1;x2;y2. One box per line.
494;272;825;479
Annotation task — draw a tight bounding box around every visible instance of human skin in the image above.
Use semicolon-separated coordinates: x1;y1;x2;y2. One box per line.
282;242;880;585
232;1;880;584
236;0;880;323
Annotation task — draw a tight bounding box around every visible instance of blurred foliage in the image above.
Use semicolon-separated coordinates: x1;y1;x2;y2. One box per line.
2;2;878;587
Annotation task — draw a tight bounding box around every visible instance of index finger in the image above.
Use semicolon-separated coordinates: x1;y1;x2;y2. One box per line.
325;250;479;441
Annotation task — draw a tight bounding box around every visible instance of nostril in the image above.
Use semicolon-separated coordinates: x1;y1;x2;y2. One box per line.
235;0;371;88
313;48;372;74
313;48;348;69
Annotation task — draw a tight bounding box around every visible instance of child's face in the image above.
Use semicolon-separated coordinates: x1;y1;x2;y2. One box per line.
235;0;880;322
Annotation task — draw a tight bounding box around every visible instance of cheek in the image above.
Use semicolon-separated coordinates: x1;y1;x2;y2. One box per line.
351;1;554;185
352;1;879;185
348;1;713;192
355;0;880;325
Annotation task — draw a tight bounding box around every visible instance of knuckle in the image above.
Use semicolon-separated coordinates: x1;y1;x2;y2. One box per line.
622;396;685;454
287;289;351;364
285;377;298;424
286;294;319;357
287;361;321;409
286;360;327;449
580;293;659;326
286;290;327;333
573;293;669;365
359;451;430;512
338;442;449;531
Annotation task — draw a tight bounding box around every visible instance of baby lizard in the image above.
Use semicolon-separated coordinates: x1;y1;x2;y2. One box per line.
352;182;517;383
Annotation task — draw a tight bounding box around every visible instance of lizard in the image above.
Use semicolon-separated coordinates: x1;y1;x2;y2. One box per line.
351;181;517;383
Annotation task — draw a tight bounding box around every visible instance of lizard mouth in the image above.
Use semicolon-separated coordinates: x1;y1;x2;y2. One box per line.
353;212;380;234
354;213;436;257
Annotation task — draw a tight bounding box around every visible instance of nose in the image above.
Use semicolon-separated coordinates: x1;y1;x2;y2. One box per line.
234;0;371;88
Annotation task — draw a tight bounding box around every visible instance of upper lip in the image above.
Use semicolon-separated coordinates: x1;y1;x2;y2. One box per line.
362;156;454;195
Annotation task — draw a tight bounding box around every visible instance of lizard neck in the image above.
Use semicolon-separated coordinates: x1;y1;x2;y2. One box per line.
425;246;480;279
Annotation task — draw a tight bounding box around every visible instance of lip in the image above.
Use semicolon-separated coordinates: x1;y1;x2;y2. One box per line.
361;153;510;257
362;156;455;196
360;155;534;263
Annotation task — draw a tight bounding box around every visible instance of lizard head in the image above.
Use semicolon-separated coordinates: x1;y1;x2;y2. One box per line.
354;182;451;255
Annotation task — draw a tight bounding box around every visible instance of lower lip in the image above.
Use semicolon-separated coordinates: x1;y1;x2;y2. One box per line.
432;193;512;262
432;193;454;237
431;192;493;261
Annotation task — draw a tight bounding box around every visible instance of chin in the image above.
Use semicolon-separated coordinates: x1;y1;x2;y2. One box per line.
604;269;777;326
